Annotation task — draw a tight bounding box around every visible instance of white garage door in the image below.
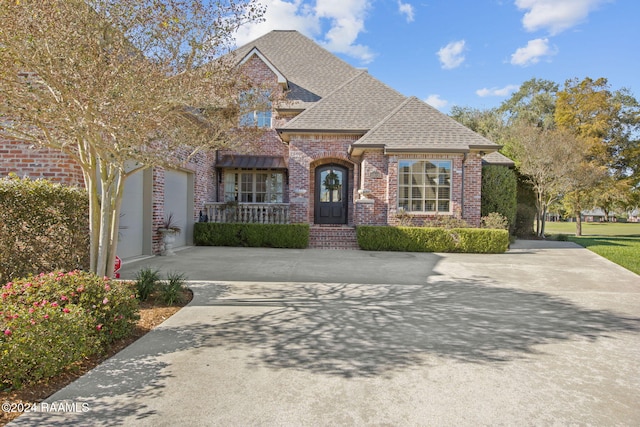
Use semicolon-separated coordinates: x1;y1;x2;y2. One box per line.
164;169;189;248
118;169;145;259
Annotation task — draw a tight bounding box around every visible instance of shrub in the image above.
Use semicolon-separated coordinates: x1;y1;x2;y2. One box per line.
0;175;90;282
135;267;161;302
422;209;470;229
159;271;187;305
1;270;139;388
515;173;536;237
481;212;509;230
481;165;517;233
1;302;98;388
452;228;510;253
357;226;509;254
194;223;309;248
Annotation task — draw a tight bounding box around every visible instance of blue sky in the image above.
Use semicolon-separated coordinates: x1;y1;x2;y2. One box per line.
232;0;640;114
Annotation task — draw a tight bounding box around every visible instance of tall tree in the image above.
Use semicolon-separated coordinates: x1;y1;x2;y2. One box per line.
555;77;640;178
498;78;559;164
0;0;266;276
561;162;607;236
510;124;591;237
449;106;506;141
499;78;559;129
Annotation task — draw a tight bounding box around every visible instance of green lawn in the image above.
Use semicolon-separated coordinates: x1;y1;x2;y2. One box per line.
543;222;640;275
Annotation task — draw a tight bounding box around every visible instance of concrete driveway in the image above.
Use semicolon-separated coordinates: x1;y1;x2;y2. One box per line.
10;241;640;426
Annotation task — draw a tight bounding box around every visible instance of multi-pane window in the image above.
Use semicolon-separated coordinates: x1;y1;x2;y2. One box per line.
240;110;272;128
239;90;272;128
398;160;451;213
224;171;284;203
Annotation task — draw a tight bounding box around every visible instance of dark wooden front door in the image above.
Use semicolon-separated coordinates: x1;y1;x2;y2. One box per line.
315;164;347;224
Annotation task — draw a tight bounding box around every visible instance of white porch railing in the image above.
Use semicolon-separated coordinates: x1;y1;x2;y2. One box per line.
203;203;290;224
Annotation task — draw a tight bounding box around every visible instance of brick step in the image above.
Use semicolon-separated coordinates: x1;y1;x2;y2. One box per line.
309;225;359;250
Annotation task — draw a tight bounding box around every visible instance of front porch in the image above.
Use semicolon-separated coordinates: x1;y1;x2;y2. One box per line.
203;202;290;224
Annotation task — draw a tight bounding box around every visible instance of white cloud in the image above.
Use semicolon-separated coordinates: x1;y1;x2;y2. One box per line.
317;0;375;63
437;40;466;70
425;94;448;109
476;84;520;97
233;0;319;47
398;1;415;22
510;38;557;66
515;0;609;35
234;0;376;63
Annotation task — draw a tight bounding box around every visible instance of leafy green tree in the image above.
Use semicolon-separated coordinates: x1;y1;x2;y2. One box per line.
450;106;506;141
499;78;559;129
497;78;560;165
0;0;265;276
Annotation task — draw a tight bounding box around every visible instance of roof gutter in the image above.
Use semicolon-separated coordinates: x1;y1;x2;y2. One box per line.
384;147;470;154
276;128;368;142
469;144;501;151
348;143;385;156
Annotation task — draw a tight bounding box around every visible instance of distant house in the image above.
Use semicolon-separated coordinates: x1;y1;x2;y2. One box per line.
1;30;508;254
582;209;609;223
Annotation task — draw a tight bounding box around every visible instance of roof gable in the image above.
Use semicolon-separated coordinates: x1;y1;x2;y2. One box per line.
232;31;362;108
238;47;288;87
351;97;500;154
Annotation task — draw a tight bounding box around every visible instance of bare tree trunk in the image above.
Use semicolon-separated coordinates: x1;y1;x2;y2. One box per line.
535;192;544;237
105;169;126;278
540;205;548;237
575;213;583;236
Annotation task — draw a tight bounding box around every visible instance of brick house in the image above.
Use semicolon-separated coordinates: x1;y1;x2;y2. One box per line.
1;30;507;255
205;30;505;247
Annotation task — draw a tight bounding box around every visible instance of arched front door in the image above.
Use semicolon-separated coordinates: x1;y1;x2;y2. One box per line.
315;164;348;224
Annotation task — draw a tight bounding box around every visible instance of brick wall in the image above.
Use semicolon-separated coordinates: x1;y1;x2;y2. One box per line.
462;154;482;227
388;154;482;225
1;135;216;255
356;149;388;225
288;134;358;224
0;137;84;186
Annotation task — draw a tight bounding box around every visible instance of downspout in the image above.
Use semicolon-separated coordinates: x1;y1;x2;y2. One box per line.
215;150;219;203
461;153;466;219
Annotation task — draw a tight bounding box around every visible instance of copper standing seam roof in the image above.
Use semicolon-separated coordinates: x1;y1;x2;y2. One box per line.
216;155;287;169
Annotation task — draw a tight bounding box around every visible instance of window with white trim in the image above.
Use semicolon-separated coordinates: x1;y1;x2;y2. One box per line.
398;160;451;213
239;90;272;128
224;170;284;203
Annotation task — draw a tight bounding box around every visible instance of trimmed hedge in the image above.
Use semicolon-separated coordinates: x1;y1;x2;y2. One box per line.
194;223;309;249
357;226;509;253
0;176;89;282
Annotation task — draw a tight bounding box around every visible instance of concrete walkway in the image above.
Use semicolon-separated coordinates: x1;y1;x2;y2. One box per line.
10;241;640;426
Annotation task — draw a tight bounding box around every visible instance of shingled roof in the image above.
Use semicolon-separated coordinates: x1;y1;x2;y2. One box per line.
351;97;499;154
278;71;406;138
233;30;503;155
482;151;516;167
233;30;362;109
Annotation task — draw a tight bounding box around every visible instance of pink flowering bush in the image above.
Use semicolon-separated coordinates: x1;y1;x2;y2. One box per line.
0;270;139;389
